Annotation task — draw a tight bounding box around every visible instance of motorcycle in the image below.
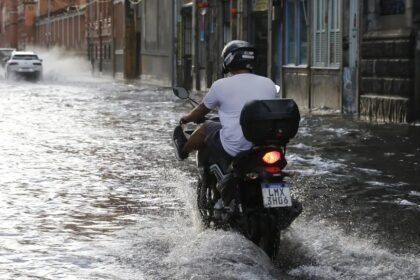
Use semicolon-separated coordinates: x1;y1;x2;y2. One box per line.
172;86;302;259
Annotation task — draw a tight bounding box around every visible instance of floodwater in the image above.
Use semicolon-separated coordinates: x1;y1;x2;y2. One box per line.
280;115;420;279
0;54;419;279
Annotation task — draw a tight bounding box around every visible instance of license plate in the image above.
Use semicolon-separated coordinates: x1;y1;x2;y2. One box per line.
261;182;292;208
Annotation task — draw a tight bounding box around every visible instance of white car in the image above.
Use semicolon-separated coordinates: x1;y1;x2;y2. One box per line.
5;51;43;80
0;48;15;67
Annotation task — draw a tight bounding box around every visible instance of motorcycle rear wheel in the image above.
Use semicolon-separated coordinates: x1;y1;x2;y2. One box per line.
197;178;280;259
245;213;280;260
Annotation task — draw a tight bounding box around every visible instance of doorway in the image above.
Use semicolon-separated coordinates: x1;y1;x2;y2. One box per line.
343;0;359;114
178;4;193;89
248;11;268;76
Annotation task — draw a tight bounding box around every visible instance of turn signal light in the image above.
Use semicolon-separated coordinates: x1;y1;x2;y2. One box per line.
262;151;281;164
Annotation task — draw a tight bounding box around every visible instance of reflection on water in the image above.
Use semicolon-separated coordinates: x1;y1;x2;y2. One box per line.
0;79;286;280
0;79;185;279
0;79;419;279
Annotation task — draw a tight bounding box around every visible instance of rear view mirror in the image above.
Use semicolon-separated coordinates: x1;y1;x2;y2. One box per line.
173;87;190;99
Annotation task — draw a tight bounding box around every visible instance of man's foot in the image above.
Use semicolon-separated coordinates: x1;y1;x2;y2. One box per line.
173;125;188;160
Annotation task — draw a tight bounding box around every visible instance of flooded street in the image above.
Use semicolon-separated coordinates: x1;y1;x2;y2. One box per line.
279;116;420;279
0;69;419;279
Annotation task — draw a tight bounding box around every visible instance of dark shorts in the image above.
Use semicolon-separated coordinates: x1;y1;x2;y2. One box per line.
204;121;233;162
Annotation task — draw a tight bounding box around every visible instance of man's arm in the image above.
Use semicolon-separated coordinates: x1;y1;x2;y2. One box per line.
181;103;211;124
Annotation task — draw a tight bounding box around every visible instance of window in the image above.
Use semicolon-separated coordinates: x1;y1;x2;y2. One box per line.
312;0;341;68
285;0;308;66
380;0;405;15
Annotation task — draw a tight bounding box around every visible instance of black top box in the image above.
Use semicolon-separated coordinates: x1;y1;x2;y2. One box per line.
240;99;300;145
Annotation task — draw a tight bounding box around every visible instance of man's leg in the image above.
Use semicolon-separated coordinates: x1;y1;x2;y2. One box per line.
183;125;206;154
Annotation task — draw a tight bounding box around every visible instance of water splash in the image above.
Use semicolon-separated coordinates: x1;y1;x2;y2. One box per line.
166;230;283;280
25;46;94;83
280;218;420;280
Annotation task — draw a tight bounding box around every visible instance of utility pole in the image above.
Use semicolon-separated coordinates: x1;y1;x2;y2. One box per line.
267;0;272;80
99;19;102;72
191;0;197;90
237;0;244;39
172;0;177;87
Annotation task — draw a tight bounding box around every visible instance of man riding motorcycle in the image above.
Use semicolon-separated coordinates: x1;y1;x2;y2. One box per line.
173;40;302;260
174;40;278;161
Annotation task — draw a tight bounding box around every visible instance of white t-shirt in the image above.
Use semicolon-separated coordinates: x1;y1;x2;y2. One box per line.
203;73;277;156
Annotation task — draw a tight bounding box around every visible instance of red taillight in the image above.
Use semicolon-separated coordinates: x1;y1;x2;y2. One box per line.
264;167;282;173
262;151;281;164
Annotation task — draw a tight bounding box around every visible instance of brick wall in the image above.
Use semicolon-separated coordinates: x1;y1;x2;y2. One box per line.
0;0;18;48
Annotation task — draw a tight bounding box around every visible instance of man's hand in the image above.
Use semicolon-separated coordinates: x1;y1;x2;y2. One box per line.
179;117;188;125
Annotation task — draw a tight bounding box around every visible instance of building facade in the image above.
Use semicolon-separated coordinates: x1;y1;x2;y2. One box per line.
85;0;113;74
2;0;419;122
0;0;17;48
35;0;86;55
1;0;38;50
359;0;420;122
111;0;127;79
133;0;176;85
0;0;21;49
279;0;347;111
278;0;420;122
176;0;420;122
175;0;273;91
34;0;134;79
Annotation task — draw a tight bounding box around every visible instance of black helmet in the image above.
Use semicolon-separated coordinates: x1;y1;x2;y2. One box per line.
221;40;256;74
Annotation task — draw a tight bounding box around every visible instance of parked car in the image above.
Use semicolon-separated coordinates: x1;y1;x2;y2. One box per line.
0;48;15;68
5;51;43;80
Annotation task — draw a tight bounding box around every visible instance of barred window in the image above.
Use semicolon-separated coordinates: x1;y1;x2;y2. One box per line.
312;0;341;68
